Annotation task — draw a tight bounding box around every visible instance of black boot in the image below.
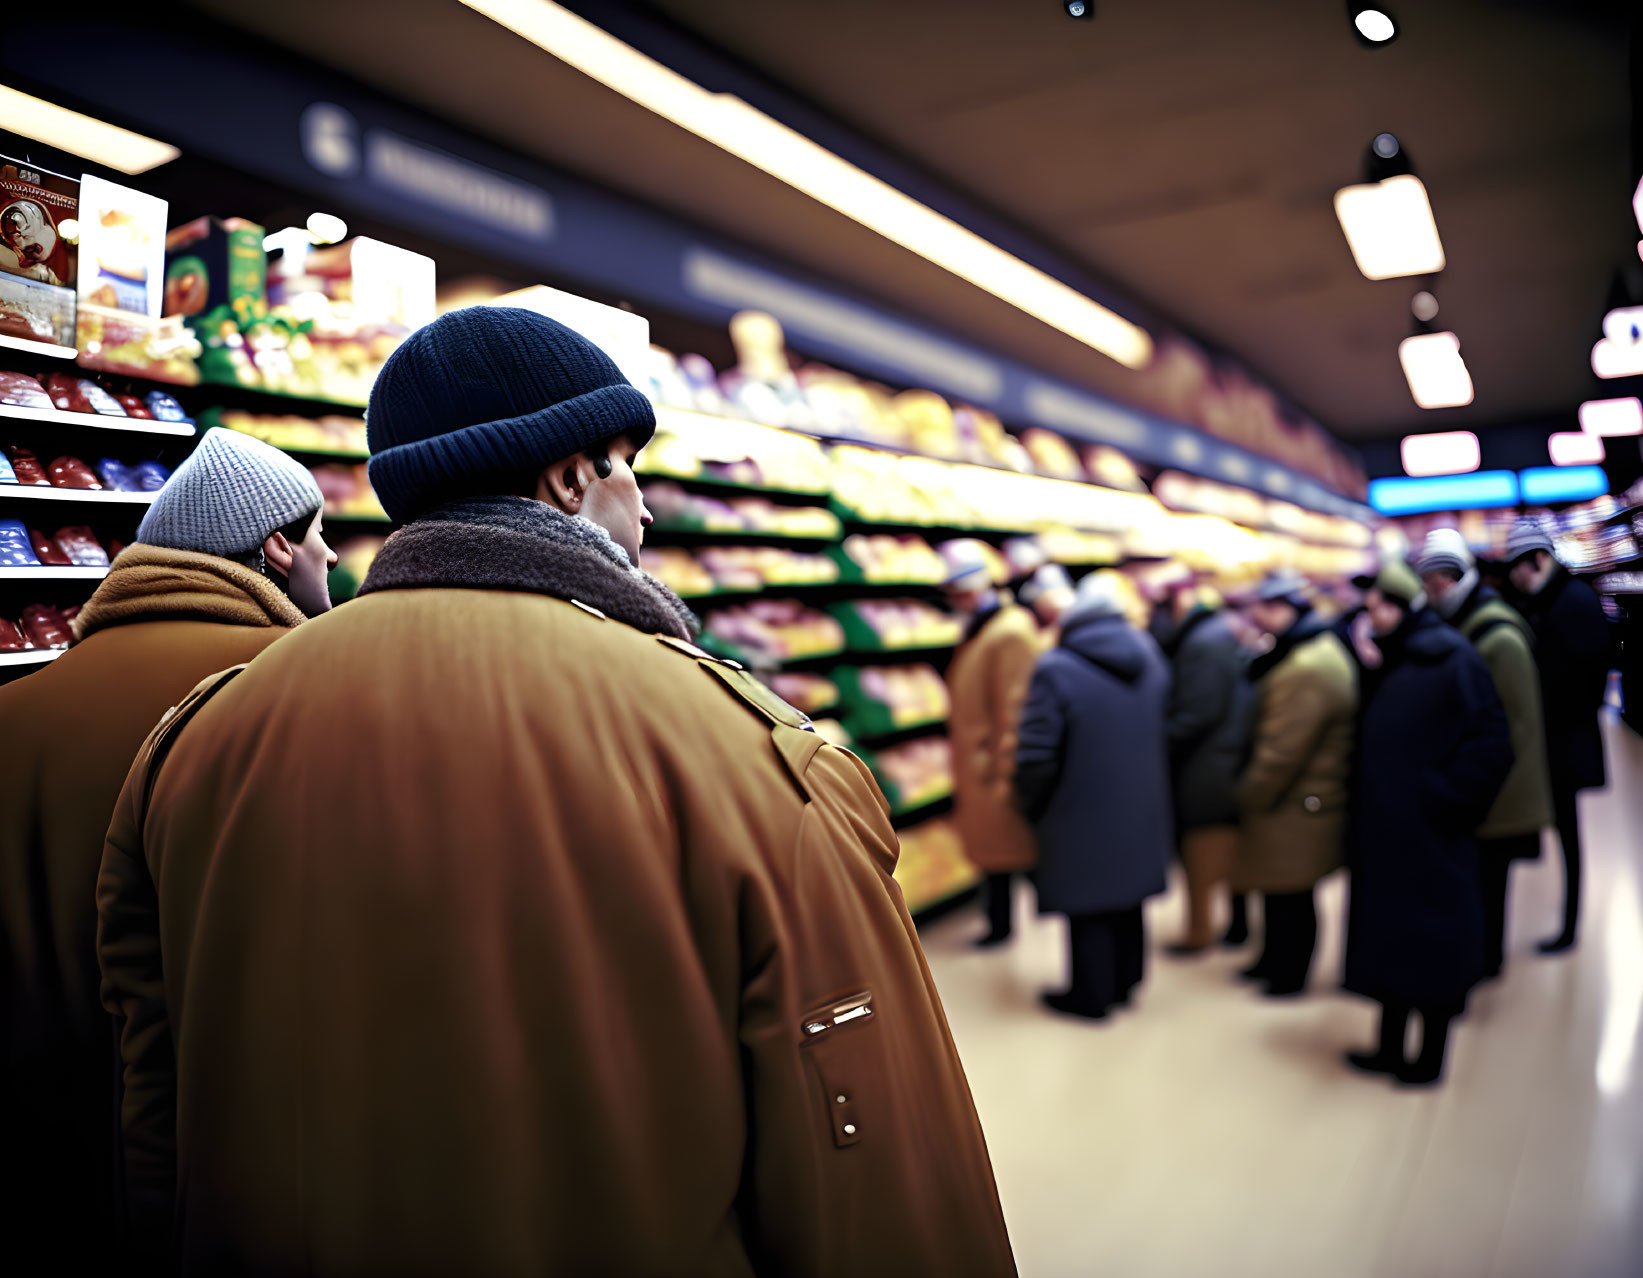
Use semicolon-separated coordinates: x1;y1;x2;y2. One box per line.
1346;1001;1409;1078
1221;893;1250;946
1396;1009;1453;1087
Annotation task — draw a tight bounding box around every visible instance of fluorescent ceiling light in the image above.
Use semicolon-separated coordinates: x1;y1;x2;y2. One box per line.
1579;397;1643;437
458;0;1153;369
1398;331;1473;409
1549;432;1604;466
1352;8;1397;43
1520;465;1607;505
1333;174;1445;280
1400;430;1478;477
1603;305;1643;345
0;85;177;174
306;212;348;244
1592;336;1643;379
1634;174;1642;237
1368;471;1518;516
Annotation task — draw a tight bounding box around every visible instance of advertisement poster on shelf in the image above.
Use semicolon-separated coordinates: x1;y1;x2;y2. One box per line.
77;175;167;318
0;157;78;350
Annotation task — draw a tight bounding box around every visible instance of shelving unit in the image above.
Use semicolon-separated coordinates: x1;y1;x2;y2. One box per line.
0;404;196;438
0;566;109;580
0;487;159;505
0;334;78;360
0;648;65;667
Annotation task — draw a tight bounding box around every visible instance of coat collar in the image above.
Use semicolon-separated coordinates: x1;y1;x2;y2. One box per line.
358;496;697;641
73;544;307;643
1249;608;1326;681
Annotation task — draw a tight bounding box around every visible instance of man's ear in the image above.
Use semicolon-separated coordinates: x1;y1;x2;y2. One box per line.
263;530;295;576
533;454;598;512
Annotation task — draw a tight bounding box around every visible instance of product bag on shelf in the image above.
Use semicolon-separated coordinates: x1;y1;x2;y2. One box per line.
0;371;53;410
0;519;42;566
26;529;70;565
5;446;48;485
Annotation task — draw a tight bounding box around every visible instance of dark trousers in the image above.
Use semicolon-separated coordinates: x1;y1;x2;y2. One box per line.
1376;998;1456;1080
1255;888;1318;992
982;872;1014;938
1478;833;1539;975
1549;781;1583;944
1067;905;1146;1012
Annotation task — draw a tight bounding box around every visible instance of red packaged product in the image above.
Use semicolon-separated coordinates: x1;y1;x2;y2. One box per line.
108;538;128;558
0;617;30;650
42;372;87;412
0;371;53;410
114;394;154;419
52;526;109;567
6;446;49;485
27;529;71;565
20;604;71;649
59;604;81;624
47;457;103;490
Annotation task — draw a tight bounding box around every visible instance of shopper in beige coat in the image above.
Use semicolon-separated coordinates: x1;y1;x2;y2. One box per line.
1235;574;1357;996
0;431;331;1273
1418;530;1553;977
943;546;1041;946
97;308;1014;1277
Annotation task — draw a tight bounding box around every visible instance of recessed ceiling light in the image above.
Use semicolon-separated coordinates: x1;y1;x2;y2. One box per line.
1549;432;1605;466
1411;290;1440;322
1398;331;1473;409
1064;0;1093;17
1400;430;1479;477
1578;397;1643;437
1334;174;1445;280
0;85;178;174
457;0;1153;369
306;212;349;244
1350;6;1398;45
1592;337;1643;380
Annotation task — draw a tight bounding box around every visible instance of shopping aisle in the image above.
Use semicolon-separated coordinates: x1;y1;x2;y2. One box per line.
919;717;1643;1278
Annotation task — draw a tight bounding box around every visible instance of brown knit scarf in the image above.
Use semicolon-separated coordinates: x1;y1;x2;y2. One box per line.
73;544;307;643
358;496;698;641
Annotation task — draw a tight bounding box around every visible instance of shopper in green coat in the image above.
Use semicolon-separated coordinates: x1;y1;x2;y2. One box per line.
1418;530;1552;977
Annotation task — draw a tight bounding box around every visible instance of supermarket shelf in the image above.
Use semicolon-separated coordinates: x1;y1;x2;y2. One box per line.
646;524;840;544
323;511;393;524
851;714;950;746
266;442;370;461
181;381;367;415
0;403;196;437
0;486;159;505
676;578;945;604
847;640;961;657
0;334;77;360
638;470;831;502
0;648;65;667
889;786;956;824
0;566;109;580
839;517;1036;540
910;881;982;924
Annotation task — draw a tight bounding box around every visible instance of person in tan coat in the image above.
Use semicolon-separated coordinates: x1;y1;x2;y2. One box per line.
0;429;333;1271
97;307;1014;1277
943;543;1041;947
1235;573;1357;997
1417;530;1553;978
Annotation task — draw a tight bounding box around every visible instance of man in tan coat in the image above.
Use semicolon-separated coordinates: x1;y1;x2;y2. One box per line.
0;429;333;1271
97;307;1014;1277
1418;530;1552;977
1235;573;1357;997
943;544;1041;947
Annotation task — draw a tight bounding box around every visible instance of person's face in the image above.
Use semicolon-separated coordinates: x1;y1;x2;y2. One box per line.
1365;588;1407;637
540;436;653;565
265;515;337;618
1249;599;1296;638
1509;551;1555;597
1420;569;1462;605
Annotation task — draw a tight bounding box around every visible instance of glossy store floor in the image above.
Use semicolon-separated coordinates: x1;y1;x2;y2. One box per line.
920;718;1643;1278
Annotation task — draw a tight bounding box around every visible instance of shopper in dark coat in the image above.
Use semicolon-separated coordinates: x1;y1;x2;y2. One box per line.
1345;562;1514;1087
1506;518;1612;953
1158;585;1253;954
1016;573;1173;1020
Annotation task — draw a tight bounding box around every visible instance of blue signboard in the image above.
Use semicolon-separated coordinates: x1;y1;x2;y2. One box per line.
1518;465;1608;505
1369;471;1521;515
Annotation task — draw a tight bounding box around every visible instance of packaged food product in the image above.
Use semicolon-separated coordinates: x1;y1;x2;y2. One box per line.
20;604;72;648
96;458;138;491
0;450;14;484
27;529;70;565
0;519;42;566
53;526;109;567
0;371;53;410
144;390;193;423
6;446;48;485
108;538;128;558
130;461;171;491
0;617;30;650
43;373;128;415
47;456;104;490
114;394;155;419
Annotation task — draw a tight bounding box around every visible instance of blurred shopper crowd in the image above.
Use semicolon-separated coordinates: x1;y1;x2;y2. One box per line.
0;306;1617;1276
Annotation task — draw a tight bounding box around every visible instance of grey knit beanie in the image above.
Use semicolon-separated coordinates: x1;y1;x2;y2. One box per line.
137;429;325;557
1504;517;1555;566
1416;528;1474;578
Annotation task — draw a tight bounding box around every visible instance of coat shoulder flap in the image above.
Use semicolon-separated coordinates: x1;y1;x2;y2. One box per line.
133;663;249;830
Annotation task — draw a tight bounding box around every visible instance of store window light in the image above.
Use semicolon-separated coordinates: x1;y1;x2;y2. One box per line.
1398;331;1473;409
1333;174;1445;280
1400;430;1479;477
0;85;178;174
457;0;1152;369
1350;6;1398;44
1549;432;1604;466
1578;397;1643;437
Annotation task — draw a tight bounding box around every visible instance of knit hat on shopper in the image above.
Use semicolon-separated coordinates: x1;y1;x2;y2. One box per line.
1357;559;1426;612
1253;570;1311;608
1415;528;1474;579
1504;517;1555;566
136;429;324;558
365;307;656;522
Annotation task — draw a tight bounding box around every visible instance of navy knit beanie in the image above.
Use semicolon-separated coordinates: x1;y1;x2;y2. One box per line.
365;306;656;522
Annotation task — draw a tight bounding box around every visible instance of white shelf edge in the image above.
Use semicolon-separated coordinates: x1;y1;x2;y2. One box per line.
0;648;65;667
0;486;159;504
0;403;195;436
0;565;109;579
0;334;78;360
